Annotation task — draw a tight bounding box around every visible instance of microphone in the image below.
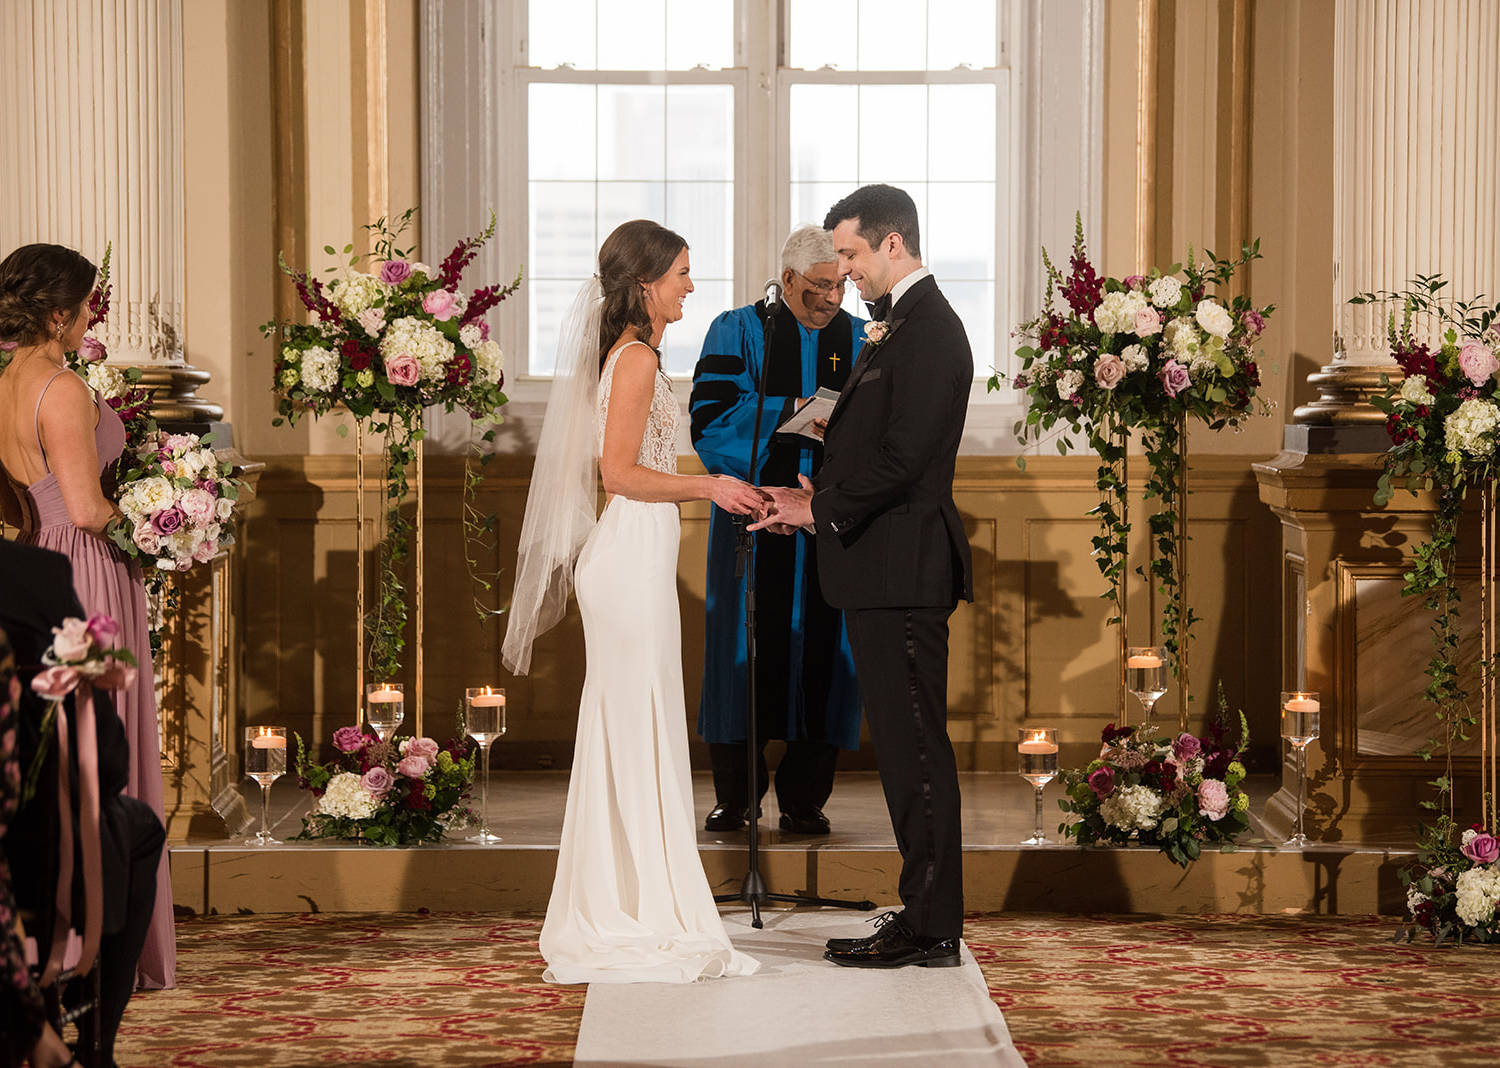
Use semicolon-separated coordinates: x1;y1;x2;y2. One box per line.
764;279;783;308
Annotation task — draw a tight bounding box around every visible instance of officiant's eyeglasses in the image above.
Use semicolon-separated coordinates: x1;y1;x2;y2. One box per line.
794;271;847;295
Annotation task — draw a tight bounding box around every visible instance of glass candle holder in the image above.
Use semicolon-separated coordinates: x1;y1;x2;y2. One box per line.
244;726;287;845
464;687;507;843
1280;691;1321;847
1125;646;1169;725
365;682;404;742
1017;727;1059;845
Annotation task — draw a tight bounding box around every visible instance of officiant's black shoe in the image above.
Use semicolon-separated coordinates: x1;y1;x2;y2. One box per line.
825;910;902;952
778;805;831;835
823;917;963;969
704;804;762;831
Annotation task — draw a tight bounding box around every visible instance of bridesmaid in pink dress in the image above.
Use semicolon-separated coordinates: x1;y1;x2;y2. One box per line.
0;243;176;990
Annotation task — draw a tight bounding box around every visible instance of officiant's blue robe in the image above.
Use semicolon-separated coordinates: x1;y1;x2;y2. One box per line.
689;301;864;750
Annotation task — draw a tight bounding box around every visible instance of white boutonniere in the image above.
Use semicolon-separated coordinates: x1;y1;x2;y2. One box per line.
863;319;890;346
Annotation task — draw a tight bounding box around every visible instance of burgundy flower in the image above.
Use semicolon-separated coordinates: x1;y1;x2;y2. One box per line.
150;506;186;536
333;725;366;753
379;260;413;285
1088;766;1115;800
1100;722;1133;745
1462;833;1500;865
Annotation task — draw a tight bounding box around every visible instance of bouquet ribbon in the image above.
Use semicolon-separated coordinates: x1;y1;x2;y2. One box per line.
38;683;104;985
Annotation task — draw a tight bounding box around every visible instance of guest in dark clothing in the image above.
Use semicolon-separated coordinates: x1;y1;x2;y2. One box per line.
0;538;164;1068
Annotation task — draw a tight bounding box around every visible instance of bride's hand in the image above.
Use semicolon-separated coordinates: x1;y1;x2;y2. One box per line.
708;475;771;519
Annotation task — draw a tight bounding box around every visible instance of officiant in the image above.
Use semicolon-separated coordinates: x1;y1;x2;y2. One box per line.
688;224;864;835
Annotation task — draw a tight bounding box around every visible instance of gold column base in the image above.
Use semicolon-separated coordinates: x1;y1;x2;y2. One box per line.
1291;362;1402;426
136;364;225;423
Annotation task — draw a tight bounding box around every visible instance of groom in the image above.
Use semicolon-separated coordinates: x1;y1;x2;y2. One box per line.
753;184;973;968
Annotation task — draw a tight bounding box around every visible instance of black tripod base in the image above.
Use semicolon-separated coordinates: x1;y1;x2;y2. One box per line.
714;874;877;929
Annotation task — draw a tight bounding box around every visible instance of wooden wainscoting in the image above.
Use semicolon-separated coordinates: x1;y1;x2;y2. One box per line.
239;453;1283;773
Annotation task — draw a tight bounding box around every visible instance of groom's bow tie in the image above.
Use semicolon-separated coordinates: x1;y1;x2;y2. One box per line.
866;293;892;322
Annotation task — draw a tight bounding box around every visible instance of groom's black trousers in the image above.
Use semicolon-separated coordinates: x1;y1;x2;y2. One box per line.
843;604;963;941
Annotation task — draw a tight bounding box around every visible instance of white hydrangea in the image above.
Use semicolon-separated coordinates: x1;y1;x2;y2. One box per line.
300;345;340;393
1099;783;1165;832
1463;828;1479;847
459;323;484;349
1162;318;1201;359
327;271;388;318
85;363;127;400
1055;368;1085;400
1148;276;1184;308
1194;300;1234;339
1399;374;1436;406
1454;865;1500;927
1092;290;1148;335
472;339;504;385
1444;397;1500;458
381;316;455;382
317;771;381;820
1121;344;1149;372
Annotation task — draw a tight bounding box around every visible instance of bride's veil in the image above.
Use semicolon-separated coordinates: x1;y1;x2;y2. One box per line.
501;277;604;675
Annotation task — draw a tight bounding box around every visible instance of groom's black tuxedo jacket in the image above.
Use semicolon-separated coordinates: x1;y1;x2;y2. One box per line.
809;274;974;609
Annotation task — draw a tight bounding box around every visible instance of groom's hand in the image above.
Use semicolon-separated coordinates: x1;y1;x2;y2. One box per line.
748;475;815;533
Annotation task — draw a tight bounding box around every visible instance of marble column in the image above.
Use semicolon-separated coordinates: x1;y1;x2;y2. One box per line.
1296;0;1500;425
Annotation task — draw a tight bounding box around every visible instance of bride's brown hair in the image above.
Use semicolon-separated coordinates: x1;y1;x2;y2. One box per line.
596;220;687;369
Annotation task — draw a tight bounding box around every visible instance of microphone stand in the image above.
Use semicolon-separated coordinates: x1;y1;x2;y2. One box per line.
714;289;875;928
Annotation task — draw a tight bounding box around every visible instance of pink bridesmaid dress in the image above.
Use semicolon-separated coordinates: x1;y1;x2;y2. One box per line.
9;369;176;989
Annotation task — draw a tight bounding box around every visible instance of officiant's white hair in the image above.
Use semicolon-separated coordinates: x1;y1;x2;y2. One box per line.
781;224;838;275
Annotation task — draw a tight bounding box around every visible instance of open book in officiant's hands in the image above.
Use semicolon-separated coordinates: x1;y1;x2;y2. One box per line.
776;386;840;441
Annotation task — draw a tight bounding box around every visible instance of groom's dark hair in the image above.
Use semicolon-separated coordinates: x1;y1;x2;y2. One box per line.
824;184;921;259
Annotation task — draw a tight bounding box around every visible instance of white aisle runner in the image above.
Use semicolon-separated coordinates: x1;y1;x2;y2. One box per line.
573;910;1027;1067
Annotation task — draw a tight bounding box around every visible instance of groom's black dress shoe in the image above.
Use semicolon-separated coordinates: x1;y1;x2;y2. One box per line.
704;803;762;831
826;910;902;952
778;805;831;835
823;916;962;969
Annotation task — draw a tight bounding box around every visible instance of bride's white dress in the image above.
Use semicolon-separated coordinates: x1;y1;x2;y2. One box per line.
539;343;760;985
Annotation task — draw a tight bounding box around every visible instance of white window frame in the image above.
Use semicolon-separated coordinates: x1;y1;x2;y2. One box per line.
419;0;1104;454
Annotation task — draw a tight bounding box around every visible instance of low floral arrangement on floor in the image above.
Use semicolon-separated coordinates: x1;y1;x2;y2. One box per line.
23;613;138;803
990;216;1275;676
292;725;476;846
263;208;523;680
1398;818;1500;944
1057;705;1251;867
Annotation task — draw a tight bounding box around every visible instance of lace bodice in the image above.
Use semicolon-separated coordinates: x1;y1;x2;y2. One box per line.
597;342;679;475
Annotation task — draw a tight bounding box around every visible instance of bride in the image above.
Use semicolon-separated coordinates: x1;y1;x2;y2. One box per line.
502;219;764;984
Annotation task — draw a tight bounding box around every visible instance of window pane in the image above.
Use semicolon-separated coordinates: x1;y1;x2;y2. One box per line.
789;85;859;184
665;279;732;376
529;0;596;70
926;183;994;280
789;0;859;71
929;85;995;181
790;181;857;232
941;281;994;367
859;85;927;181
665;182;733;278
666;0;733;69
598;86;665;181
597;183;668;246
530;85;596;180
529;182;597;279
530;279;590;376
928;0;997;70
858;0;924;71
598;0;666;70
667;86;734;180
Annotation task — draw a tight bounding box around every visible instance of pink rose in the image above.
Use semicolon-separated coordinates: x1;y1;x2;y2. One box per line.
1132;307;1162;337
1240;308;1266;338
85;613;122;647
1159;359;1191;398
406;737;441;762
422;289;459;321
361;766;395;798
191;538;218;564
1462;832;1500;865
92;658;137;691
151;506;186;536
1458;342;1499;386
50;618;93;661
379;260;412;285
1198;779;1230;821
1094;352;1126;391
864;321;889;344
477;320;491;342
180;488;216;525
132;524;162;555
396;753;430;778
78;336;107;363
385;352;420;386
164;433;199;453
1088;766;1115;800
31;666;81;700
333;725;367;753
1122;274;1147;291
1172;733;1201;761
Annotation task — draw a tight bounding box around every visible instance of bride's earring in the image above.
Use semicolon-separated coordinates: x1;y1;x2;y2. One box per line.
55;321;64;341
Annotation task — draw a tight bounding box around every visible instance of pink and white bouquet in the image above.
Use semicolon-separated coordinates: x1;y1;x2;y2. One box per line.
1400;823;1500;944
292;726;476;846
1057;707;1251;868
264;209;521;425
106;429;244;575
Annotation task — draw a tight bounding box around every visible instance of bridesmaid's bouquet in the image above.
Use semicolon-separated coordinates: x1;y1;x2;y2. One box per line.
106;429;245;576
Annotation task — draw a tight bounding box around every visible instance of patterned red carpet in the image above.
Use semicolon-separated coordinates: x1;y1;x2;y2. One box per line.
114;911;1500;1067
